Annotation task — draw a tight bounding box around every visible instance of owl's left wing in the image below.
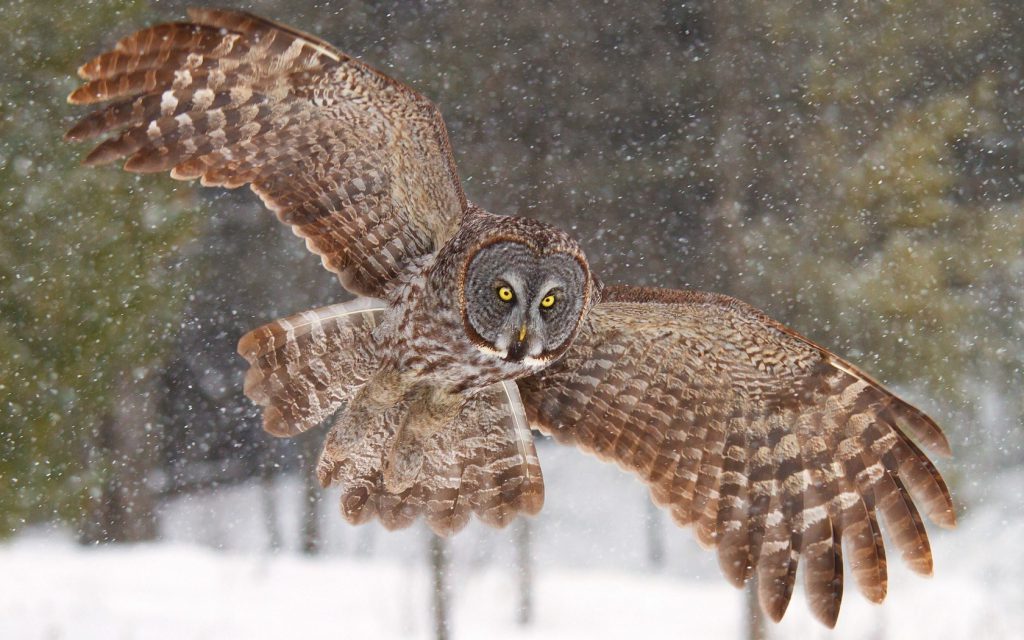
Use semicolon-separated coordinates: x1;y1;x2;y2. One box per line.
517;285;955;627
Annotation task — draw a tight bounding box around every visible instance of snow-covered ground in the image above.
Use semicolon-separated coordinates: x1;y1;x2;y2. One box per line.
2;446;1021;639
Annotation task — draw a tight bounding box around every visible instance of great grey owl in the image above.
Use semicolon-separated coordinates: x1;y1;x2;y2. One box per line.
66;8;956;627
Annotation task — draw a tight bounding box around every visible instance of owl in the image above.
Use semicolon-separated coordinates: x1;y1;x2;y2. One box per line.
66;8;956;627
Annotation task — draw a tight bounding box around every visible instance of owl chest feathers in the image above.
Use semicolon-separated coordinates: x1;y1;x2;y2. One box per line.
374;262;541;395
353;265;539;493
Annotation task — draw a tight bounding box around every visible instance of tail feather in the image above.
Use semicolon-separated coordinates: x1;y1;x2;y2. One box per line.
319;381;545;536
239;299;544;533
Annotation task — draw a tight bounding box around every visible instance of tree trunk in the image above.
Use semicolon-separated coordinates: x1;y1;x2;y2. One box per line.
708;0;756;278
78;373;160;544
430;534;450;640
745;576;768;640
645;499;665;567
515;518;534;625
260;443;282;552
300;434;322;555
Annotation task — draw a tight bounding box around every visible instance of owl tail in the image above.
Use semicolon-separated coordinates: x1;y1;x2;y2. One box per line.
317;381;545;536
237;297;388;437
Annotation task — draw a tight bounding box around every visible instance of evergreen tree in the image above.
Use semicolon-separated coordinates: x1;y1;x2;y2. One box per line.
0;0;200;539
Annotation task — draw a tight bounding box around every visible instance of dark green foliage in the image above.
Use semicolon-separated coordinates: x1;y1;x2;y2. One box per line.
700;2;1024;474
0;0;201;536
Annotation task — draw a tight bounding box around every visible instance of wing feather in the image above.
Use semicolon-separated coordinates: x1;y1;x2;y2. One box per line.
237;298;387;437
67;8;467;297
518;284;955;627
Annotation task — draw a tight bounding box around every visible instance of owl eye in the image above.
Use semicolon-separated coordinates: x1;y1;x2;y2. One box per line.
540;294;556;308
497;286;514;302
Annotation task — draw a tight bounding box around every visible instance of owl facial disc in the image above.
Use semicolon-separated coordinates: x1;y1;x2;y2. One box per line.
464;241;586;363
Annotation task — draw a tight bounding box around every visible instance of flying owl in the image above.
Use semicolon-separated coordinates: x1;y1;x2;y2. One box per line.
66;8;956;627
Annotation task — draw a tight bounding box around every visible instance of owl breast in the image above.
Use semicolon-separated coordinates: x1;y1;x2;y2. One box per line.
375;264;544;395
371;210;593;395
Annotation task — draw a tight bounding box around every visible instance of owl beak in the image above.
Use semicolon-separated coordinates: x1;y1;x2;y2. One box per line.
506;324;529;362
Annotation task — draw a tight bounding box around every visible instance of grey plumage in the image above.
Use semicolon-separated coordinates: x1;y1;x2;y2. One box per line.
66;9;955;628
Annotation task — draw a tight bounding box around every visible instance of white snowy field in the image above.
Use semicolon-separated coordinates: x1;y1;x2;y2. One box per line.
2;447;1021;640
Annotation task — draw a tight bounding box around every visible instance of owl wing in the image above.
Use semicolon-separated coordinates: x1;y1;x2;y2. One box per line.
66;8;466;297
517;285;955;627
240;302;544;535
237;297;387;437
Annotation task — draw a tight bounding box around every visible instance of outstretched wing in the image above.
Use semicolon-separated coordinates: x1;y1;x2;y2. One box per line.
66;8;467;297
518;285;955;627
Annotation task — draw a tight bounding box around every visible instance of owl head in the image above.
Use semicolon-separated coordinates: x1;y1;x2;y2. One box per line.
452;213;595;366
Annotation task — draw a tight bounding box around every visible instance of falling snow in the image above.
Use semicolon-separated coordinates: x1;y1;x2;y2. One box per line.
2;1;1022;639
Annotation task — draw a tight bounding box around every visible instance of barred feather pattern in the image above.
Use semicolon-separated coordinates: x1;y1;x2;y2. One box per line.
237;298;387;437
239;299;544;535
316;381;545;536
518;285;955;627
66;8;467;298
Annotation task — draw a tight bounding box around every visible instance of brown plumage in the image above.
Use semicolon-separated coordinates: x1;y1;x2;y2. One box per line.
66;9;956;628
66;7;465;298
518;286;954;625
237;298;543;535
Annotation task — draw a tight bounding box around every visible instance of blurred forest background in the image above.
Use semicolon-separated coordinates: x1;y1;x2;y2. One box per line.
1;0;1022;637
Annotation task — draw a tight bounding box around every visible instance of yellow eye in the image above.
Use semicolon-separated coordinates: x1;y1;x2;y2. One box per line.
497;286;514;302
540;294;556;308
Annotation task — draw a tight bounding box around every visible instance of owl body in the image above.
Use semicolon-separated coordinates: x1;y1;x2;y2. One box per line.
334;208;593;491
376;209;589;390
68;10;956;627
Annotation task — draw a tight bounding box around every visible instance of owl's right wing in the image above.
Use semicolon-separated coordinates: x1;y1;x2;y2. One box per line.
517;285;955;627
66;8;466;298
240;301;543;536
